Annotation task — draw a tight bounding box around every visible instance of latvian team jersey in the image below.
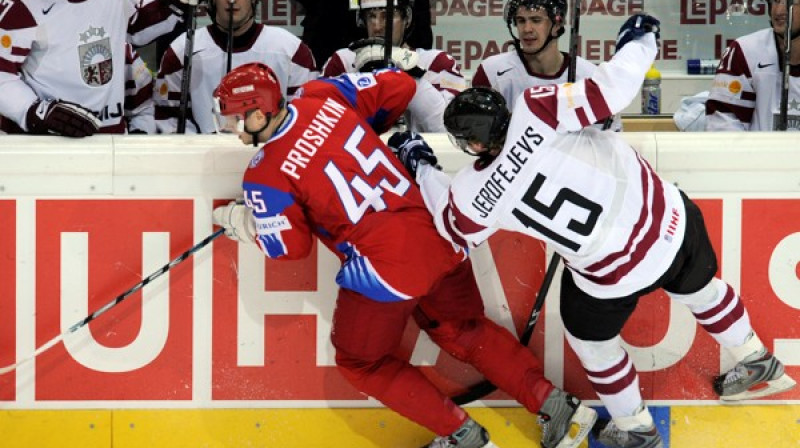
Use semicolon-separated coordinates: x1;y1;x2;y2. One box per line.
0;0;181;133
472;50;622;131
155;24;318;134
706;28;800;131
242;70;465;302
418;35;684;298
322;47;467;132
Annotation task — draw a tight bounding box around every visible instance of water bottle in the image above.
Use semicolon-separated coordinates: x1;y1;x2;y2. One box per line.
641;64;661;115
687;59;720;75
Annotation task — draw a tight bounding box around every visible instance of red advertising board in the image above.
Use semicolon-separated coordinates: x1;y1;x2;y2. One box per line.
0;201;15;400
33;200;194;400
0;197;797;404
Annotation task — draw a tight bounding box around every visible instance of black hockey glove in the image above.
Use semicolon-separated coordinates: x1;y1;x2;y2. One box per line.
615;13;660;53
349;37;426;78
388;131;439;179
25;99;101;137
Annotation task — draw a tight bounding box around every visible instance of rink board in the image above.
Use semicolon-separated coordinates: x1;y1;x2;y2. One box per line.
0;405;798;447
0;134;799;447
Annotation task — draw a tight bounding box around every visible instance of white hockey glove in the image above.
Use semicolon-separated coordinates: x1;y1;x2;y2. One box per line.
25;99;101;138
350;38;425;78
178;0;208;5
212;201;257;244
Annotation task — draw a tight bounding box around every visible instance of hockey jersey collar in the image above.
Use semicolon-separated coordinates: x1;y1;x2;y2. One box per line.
267;104;297;143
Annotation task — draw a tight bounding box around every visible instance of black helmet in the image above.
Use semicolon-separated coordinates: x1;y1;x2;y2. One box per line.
443;87;510;157
504;0;567;37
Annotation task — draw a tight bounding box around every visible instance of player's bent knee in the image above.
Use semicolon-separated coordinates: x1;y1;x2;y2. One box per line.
564;329;627;371
668;277;724;309
425;317;484;362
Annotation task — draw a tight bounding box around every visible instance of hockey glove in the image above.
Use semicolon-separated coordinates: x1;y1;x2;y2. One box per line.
25;99;101;138
350;38;426;78
388;131;439;179
615;13;660;53
212;200;257;244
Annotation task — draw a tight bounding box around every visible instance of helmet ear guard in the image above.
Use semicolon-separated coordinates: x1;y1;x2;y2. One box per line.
443;87;511;157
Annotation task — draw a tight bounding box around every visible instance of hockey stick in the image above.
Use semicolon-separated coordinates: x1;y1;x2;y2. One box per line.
383;0;395;66
777;3;794;131
226;0;235;73
0;228;225;376
451;253;562;405
177;1;201;134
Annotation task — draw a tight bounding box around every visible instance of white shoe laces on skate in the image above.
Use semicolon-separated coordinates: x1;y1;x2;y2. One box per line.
599;422;628;445
723;364;748;386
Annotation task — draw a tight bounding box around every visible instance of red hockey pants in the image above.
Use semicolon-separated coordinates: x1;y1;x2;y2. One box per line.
331;261;554;436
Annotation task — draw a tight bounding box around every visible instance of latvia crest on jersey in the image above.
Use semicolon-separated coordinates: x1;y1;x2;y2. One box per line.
78;26;113;86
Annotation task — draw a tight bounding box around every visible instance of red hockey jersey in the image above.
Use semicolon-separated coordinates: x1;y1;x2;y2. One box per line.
242;69;466;302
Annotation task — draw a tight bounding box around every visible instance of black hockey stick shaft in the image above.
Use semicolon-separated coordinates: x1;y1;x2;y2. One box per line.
567;0;580;83
0;228;225;375
451;253;562;405
778;4;794;131
177;3;199;134
384;0;395;66
226;0;235;73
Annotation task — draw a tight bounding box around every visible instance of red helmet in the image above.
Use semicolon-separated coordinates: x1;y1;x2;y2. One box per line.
213;62;284;119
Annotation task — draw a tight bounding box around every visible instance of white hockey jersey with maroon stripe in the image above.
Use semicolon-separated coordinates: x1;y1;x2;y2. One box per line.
417;35;685;298
706;28;800;131
0;0;183;133
154;23;318;134
322;47;466;132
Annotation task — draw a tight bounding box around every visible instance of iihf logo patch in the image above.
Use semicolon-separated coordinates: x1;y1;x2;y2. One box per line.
78;26;113;86
249;149;265;168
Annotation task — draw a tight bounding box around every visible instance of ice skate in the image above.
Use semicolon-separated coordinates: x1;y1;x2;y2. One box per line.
714;347;796;401
592;418;663;448
537;389;597;448
422;417;498;448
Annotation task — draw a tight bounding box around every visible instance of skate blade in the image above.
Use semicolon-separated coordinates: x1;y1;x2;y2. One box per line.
721;373;797;401
554;405;598;448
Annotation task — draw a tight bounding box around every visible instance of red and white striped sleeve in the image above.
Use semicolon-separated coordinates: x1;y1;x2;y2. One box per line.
705;40;754;131
0;0;39;129
127;0;185;48
521;34;657;133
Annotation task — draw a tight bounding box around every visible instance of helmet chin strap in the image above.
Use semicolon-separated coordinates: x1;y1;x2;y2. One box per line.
245;115;271;147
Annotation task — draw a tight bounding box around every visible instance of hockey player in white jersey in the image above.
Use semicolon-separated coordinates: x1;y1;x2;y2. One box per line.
322;0;466;132
154;0;318;134
471;0;619;131
706;0;800;131
390;14;796;448
0;0;189;136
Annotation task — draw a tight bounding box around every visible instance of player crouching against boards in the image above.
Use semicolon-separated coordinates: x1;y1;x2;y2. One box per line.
209;62;597;447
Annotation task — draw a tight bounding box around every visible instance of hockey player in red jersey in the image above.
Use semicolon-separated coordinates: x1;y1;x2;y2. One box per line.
0;0;189;136
154;0;318;134
322;0;466;132
706;0;800;131
210;62;597;448
393;14;796;448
